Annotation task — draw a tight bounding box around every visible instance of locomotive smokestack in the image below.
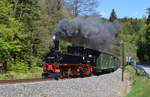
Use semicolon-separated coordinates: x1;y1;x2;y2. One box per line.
53;35;59;51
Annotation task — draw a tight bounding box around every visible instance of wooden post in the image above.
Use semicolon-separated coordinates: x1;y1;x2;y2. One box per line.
121;42;125;81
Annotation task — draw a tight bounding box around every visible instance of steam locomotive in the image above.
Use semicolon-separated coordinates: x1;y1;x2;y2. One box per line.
42;37;120;78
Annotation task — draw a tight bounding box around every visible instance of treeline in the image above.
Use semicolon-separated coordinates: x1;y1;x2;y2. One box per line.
0;0;99;73
0;0;149;73
118;9;150;64
104;8;150;65
136;9;150;64
0;0;70;73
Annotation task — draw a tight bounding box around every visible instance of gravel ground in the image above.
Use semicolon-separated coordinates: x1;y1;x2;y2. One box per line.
0;69;131;97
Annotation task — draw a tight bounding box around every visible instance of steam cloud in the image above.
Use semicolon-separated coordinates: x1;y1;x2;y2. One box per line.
54;16;120;52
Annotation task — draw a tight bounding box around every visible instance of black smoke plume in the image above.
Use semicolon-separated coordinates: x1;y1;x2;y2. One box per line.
54;16;120;52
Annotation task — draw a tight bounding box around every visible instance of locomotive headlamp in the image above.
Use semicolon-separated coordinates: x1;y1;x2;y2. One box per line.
82;57;85;60
53;35;56;40
53;35;59;51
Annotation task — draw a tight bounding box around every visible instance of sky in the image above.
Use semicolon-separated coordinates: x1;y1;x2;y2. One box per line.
97;0;150;18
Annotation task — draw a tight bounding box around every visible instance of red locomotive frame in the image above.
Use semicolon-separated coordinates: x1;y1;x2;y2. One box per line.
42;63;94;78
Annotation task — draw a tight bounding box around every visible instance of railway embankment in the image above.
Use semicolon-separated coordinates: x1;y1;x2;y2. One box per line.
125;66;150;97
0;69;131;97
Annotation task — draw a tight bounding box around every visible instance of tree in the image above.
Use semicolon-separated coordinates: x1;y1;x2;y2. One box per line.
0;0;27;72
144;8;150;63
118;17;145;61
146;8;150;24
136;8;150;64
0;0;74;73
136;20;147;63
65;0;98;16
145;8;150;44
39;0;72;50
11;0;50;59
0;0;48;72
109;9;117;22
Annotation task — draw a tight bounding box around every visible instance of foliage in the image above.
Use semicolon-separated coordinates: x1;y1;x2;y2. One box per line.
136;8;150;64
109;9;117;22
39;0;72;50
145;8;150;63
9;60;29;73
119;18;144;59
29;60;42;73
0;72;42;80
0;0;73;73
12;0;47;58
0;0;28;71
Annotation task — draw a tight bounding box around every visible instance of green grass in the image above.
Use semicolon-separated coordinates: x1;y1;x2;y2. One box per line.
0;72;42;80
125;66;150;97
0;68;43;80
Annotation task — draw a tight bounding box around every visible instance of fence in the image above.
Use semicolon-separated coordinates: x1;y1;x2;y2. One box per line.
130;64;150;80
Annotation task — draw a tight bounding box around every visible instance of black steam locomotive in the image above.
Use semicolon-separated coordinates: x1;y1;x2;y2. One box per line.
42;38;120;78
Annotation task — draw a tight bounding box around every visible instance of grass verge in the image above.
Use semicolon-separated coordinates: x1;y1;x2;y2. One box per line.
0;68;42;80
125;66;150;97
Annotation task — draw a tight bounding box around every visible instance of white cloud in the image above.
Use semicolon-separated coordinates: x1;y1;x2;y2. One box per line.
100;12;108;18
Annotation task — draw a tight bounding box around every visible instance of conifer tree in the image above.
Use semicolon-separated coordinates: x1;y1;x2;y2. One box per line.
137;8;150;64
145;8;150;63
109;9;117;22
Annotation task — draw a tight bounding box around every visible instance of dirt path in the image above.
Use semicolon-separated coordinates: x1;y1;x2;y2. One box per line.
116;70;132;97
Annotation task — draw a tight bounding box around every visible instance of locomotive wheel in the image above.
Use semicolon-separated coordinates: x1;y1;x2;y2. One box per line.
71;69;78;78
61;70;68;78
80;67;87;77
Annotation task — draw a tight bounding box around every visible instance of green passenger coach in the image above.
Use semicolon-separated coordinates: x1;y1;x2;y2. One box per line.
94;51;120;73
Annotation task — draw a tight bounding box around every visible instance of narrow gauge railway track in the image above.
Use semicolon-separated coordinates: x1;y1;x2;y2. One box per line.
0;71;116;85
0;78;55;85
0;77;82;85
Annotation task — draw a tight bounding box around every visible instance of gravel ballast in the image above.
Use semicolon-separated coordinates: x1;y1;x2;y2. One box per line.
0;69;131;97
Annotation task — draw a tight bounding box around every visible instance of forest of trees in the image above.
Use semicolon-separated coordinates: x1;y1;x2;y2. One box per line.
0;0;150;73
